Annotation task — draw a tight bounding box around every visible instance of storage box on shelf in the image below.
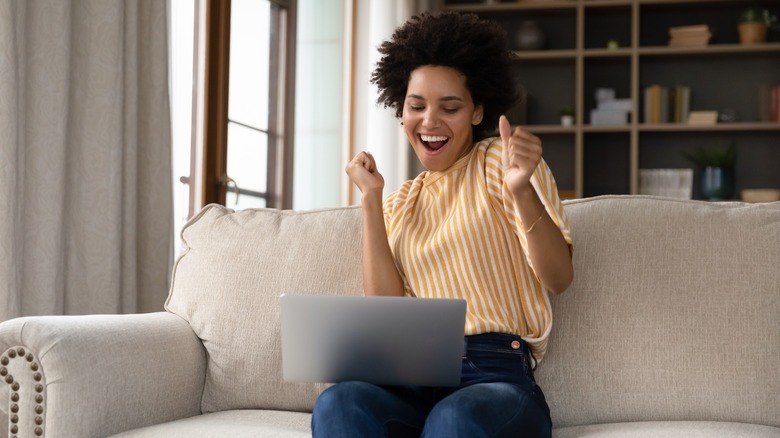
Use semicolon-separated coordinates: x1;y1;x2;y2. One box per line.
441;0;780;200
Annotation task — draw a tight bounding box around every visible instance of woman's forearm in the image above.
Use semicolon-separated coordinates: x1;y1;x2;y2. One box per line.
512;187;573;294
360;190;404;296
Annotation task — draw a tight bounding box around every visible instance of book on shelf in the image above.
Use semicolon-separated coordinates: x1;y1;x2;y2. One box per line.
759;84;780;122
668;24;711;47
687;111;718;125
644;85;690;124
669;86;691;123
644;85;662;123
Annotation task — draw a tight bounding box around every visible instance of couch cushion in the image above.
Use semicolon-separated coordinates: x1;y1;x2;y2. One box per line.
165;204;363;413
537;196;780;428
110;410;311;438
553;421;780;438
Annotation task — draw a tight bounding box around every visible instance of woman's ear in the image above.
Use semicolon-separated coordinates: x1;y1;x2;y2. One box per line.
472;105;484;125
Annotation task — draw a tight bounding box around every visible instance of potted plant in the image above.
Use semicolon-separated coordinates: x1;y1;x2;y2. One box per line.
738;7;778;44
560;105;575;127
683;141;736;200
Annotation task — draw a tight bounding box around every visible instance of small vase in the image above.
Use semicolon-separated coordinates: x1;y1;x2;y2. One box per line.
515;21;545;51
738;22;767;44
700;167;734;200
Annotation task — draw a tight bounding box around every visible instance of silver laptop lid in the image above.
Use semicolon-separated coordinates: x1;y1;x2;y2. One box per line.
280;294;467;387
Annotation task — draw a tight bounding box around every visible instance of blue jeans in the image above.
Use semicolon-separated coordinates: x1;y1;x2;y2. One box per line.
311;332;552;437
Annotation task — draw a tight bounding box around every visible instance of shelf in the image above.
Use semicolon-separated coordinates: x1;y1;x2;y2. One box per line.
528;125;577;134
636;0;755;5
444;2;577;12
441;0;780;199
583;125;632;133
584;48;632;58
584;1;633;7
639;122;780;132
639;43;780;56
509;43;780;59
526;123;780;133
513;49;578;60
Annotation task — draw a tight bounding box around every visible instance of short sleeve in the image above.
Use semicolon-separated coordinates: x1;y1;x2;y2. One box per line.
382;180;412;233
382;190;398;232
382;182;416;297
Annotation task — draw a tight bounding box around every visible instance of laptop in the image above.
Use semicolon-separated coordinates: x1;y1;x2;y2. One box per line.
280;293;467;387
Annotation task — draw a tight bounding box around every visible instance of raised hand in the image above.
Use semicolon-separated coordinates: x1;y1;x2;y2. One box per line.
345;151;385;195
499;115;542;195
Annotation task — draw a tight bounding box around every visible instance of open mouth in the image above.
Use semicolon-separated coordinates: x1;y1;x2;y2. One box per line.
419;134;449;152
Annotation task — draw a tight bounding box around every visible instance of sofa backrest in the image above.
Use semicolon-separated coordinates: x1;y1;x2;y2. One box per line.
535;195;780;428
166;197;780;428
165;204;363;414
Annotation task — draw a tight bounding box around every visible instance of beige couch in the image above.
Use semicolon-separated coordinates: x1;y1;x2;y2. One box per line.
1;195;779;437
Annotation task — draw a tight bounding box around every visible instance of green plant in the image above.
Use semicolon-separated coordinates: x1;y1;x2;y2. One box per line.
740;7;779;28
560;105;575;116
683;141;736;168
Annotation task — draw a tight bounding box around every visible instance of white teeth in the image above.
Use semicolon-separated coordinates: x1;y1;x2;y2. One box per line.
421;135;448;142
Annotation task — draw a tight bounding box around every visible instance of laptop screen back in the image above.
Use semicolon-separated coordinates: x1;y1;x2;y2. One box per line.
280;294;467;387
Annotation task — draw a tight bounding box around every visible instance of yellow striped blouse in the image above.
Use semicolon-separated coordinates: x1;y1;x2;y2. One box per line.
382;137;572;361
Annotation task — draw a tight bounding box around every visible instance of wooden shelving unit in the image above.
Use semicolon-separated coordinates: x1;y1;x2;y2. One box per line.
441;0;780;199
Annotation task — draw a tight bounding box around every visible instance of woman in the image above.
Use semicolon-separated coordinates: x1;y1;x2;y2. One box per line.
312;11;573;438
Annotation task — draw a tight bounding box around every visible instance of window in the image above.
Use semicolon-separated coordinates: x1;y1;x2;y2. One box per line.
171;0;354;247
202;0;296;210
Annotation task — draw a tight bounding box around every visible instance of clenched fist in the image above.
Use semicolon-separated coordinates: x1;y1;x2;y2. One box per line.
345;151;385;195
499;115;542;195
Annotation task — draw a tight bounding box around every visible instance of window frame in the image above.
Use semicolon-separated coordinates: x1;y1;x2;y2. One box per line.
201;0;296;209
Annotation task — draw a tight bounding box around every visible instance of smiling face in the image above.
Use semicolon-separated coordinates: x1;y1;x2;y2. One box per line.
402;65;484;172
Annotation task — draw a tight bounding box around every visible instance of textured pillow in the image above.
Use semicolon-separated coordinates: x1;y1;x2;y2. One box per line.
165;204;363;413
536;196;780;428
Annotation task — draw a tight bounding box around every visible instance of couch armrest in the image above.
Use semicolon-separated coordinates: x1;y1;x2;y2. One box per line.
0;312;206;438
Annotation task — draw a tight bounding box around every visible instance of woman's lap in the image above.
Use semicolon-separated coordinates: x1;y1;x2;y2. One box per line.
312;333;551;438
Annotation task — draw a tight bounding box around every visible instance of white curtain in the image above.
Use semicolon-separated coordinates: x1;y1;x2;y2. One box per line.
0;0;172;321
350;0;435;202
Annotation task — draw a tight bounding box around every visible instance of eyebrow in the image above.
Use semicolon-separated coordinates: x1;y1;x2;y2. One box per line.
407;94;464;103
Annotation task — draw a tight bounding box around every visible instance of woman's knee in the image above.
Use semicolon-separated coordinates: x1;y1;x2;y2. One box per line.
424;383;550;438
314;381;378;414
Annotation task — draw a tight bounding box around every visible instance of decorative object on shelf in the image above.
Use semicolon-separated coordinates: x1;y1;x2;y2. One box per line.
668;24;712;47
514;21;545;51
560;105;574;127
591;88;630;126
741;188;780;203
718;108;739;123
607;39;619;50
700;167;735;200
738;7;777;44
595;88;615;102
683;141;736;200
639;168;694;199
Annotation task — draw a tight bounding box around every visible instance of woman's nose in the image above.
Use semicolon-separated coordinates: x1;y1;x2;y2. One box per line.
422;109;439;128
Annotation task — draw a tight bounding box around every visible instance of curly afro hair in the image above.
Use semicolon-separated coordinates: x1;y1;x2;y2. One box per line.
371;11;520;141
